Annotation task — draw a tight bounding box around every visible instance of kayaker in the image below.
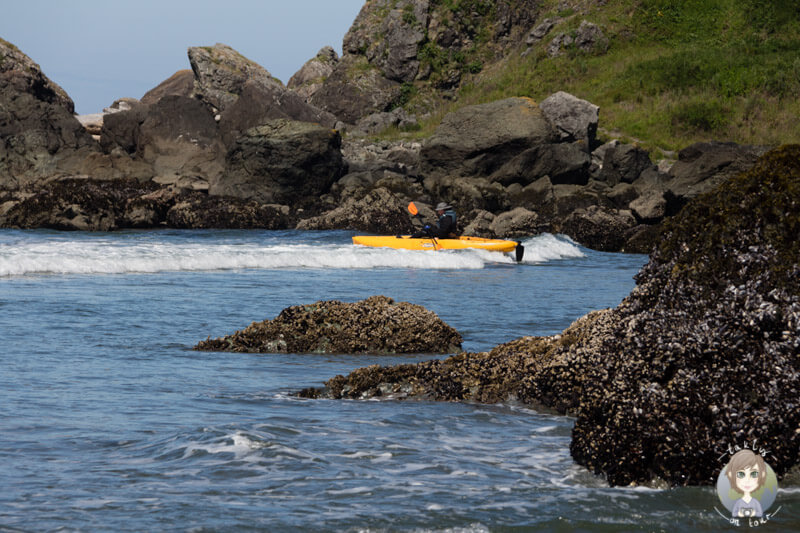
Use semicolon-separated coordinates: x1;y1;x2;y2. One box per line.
412;202;458;238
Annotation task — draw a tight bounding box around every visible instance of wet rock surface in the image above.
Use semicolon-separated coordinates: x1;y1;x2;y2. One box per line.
195;295;462;355
300;146;800;487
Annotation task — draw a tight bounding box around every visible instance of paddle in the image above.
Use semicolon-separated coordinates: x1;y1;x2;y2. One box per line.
407;202;438;248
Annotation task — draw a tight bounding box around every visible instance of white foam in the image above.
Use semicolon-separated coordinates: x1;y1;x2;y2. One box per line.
0;233;584;276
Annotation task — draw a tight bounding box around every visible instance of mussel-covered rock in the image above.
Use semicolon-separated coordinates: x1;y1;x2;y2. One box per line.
195;295;462;355
299;145;800;487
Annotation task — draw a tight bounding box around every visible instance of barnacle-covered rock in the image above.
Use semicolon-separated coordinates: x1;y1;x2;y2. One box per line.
195;295;462;355
299;145;800;488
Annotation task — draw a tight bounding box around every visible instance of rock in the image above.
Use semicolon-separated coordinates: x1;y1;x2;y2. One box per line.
295;187;415;234
309;55;401;124
629;190;666;223
424;175;508;214
598;143;654;185
301;145;800;488
75;113;104;138
98;100;151;155
353;108;418;135
489;207;540;238
462;210;496;237
288;46;339;100
188;43;336;132
140;70;195;105
526;18;560;45
420;97;555;178
219;80;337;144
490;143;591;186
0;38;98;189
539;91;599;148
0;176;292;230
343;0;429;83
188;43;279;112
547;20;609;57
559;205;636;251
342;138;421;176
665;141;766;212
0;177;158;230
164;194;290;229
136;95;224;185
215;119;344;205
195;295;462;354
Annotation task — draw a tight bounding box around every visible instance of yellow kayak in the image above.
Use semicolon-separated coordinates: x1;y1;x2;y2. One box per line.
352;235;524;261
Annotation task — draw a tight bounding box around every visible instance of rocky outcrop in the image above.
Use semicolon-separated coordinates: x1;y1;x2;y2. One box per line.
420;97;556;177
0;38;98;188
547;20;609;57
539;91;599;148
300;145;800;487
0;176;291;231
296;187;415;234
287;46;339;100
305;0;540;124
195;295;462;355
187;43;279;112
308;55;402;125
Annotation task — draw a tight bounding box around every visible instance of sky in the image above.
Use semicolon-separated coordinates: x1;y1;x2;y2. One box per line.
1;0;366;115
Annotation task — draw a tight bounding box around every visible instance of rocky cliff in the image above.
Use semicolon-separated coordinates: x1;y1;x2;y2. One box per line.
306;0;540;124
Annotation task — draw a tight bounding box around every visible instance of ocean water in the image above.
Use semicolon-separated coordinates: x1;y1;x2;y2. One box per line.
1;229;797;532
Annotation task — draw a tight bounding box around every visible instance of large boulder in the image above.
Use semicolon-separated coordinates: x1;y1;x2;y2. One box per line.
215;119;344;205
539;91;599;149
188;43;279;112
188;43;335;128
195;295;463;355
559;205;637;252
0;38;98;188
665;141;766;211
598;143;654;185
137;95;224;185
420;97;555;177
490;143;591;186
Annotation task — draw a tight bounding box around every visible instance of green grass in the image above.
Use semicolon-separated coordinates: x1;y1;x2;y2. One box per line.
395;0;800;151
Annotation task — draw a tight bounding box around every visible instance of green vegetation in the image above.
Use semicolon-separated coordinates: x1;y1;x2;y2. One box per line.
399;0;800;150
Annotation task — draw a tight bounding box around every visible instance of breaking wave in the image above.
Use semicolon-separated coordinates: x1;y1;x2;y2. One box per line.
0;231;585;277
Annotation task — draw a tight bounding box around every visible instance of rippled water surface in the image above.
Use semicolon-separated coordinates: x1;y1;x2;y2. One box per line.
2;229;798;531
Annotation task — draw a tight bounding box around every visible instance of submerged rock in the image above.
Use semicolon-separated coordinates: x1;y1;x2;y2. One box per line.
195;295;462;355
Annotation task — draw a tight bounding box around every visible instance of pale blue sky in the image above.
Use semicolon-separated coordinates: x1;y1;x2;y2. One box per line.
1;0;365;114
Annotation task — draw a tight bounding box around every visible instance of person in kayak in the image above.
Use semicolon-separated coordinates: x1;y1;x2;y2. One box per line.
412;202;458;238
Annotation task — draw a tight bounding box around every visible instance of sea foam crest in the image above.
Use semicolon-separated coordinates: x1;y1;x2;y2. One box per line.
0;233;584;276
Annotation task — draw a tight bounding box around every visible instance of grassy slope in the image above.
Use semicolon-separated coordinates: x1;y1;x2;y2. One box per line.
398;0;800;153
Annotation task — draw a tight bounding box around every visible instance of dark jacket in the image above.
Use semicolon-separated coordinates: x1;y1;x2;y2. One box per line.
413;209;458;238
434;209;458;238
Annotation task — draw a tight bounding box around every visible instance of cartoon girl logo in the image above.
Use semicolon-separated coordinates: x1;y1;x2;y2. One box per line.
716;449;778;520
